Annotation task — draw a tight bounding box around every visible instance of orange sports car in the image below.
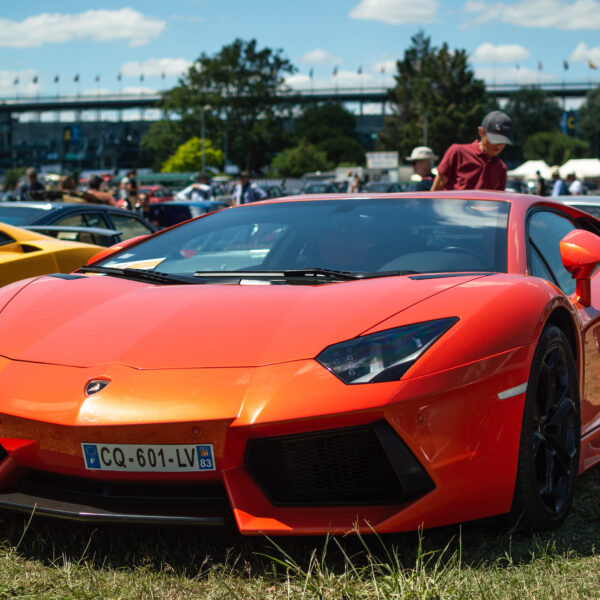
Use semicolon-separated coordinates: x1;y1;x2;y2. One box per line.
1;191;600;535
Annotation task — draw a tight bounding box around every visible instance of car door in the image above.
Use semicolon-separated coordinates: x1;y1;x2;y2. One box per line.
107;212;155;242
528;207;600;437
48;210;114;245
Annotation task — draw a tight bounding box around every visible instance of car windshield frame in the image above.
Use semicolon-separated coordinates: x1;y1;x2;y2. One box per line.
92;197;510;281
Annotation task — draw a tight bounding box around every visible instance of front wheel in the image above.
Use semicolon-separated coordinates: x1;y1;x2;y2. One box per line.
509;325;580;531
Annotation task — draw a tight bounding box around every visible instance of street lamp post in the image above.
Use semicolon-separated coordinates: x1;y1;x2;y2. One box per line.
201;104;211;174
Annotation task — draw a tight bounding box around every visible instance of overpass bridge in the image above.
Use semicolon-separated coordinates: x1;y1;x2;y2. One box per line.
0;81;597;115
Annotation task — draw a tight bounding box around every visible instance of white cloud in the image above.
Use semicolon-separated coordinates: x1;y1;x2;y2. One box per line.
0;69;39;96
474;65;557;84
299;49;342;65
121;58;192;78
471;43;530;63
122;86;159;95
464;0;600;29
0;8;165;48
350;0;439;24
569;41;600;64
372;59;398;74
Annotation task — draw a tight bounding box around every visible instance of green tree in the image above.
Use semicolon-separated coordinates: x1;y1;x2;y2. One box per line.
161;38;296;173
140;120;184;172
161;137;224;173
377;31;488;160
502;87;562;163
269;139;332;178
523;131;589;165
295;102;366;165
578;85;600;156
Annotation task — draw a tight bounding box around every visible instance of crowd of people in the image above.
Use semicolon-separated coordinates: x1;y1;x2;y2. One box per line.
6;111;592;209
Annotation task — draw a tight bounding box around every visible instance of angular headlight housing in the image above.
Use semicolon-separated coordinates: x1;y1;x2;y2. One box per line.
316;317;458;384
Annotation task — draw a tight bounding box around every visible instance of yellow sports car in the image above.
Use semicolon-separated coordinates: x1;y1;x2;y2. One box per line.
0;221;102;286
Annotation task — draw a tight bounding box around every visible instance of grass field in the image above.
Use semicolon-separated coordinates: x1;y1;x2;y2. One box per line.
2;467;600;599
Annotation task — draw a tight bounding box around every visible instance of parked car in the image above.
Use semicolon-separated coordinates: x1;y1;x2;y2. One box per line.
300;182;339;194
555;195;600;219
0;221;102;286
0;192;598;535
362;181;404;193
139;185;174;204
0;201;156;246
147;200;229;229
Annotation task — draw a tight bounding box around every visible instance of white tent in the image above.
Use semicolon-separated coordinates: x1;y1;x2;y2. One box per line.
507;160;552;179
559;159;600;179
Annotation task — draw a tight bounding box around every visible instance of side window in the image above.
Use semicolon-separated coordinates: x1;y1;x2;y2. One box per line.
110;214;153;241
528;210;576;295
0;231;16;246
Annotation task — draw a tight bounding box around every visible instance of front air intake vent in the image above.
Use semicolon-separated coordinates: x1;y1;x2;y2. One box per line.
0;444;7;464
246;420;434;506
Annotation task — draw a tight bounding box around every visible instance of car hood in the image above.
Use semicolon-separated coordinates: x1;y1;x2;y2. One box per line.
0;273;482;369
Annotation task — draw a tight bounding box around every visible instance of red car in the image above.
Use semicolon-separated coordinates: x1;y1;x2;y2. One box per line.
139;185;173;204
0;191;599;535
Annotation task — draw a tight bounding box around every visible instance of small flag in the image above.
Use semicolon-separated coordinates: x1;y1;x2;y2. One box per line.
140;73;144;82
13;77;19;85
515;63;520;70
332;66;338;76
589;60;598;70
117;73;122;81
380;64;385;74
309;68;313;79
357;65;362;75
54;74;59;83
537;61;543;71
74;74;79;82
95;74;100;82
563;60;569;70
32;75;38;84
161;72;166;80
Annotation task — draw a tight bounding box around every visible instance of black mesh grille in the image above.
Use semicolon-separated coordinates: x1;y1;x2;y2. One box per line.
246;421;433;506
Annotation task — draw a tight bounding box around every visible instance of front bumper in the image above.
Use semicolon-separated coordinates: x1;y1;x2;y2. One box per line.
0;345;532;534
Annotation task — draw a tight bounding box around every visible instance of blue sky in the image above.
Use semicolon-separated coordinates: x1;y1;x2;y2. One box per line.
1;0;600;99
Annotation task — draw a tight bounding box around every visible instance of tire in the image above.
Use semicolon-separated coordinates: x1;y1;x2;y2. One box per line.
509;324;580;531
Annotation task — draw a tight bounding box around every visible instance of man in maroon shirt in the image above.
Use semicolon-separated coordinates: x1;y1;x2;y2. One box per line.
431;111;513;191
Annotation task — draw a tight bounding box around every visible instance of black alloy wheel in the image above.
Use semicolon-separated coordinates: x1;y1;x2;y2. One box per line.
510;324;580;531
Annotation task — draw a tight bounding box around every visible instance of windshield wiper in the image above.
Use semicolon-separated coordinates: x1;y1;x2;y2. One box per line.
282;268;363;280
79;265;201;285
192;268;362;281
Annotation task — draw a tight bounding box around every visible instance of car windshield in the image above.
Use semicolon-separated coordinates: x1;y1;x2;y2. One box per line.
94;197;510;278
0;205;48;225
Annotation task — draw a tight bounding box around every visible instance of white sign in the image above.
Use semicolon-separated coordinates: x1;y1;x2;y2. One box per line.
366;152;399;169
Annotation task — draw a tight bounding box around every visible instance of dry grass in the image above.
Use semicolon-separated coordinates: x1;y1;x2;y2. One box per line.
2;467;600;599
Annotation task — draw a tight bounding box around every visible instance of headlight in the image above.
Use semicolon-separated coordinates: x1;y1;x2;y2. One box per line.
316;318;458;384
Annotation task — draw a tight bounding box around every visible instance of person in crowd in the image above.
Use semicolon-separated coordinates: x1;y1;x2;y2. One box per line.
567;172;584;196
135;192;150;219
349;173;361;193
18;167;46;196
118;169;138;209
233;171;267;205
551;166;567;197
406;146;438;191
86;174;117;205
58;175;77;191
535;170;547;196
431;110;513;191
176;173;213;201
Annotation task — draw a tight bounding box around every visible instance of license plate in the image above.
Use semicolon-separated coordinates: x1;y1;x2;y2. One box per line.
81;443;215;472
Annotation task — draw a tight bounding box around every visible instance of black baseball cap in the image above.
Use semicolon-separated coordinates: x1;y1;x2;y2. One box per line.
481;111;513;145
